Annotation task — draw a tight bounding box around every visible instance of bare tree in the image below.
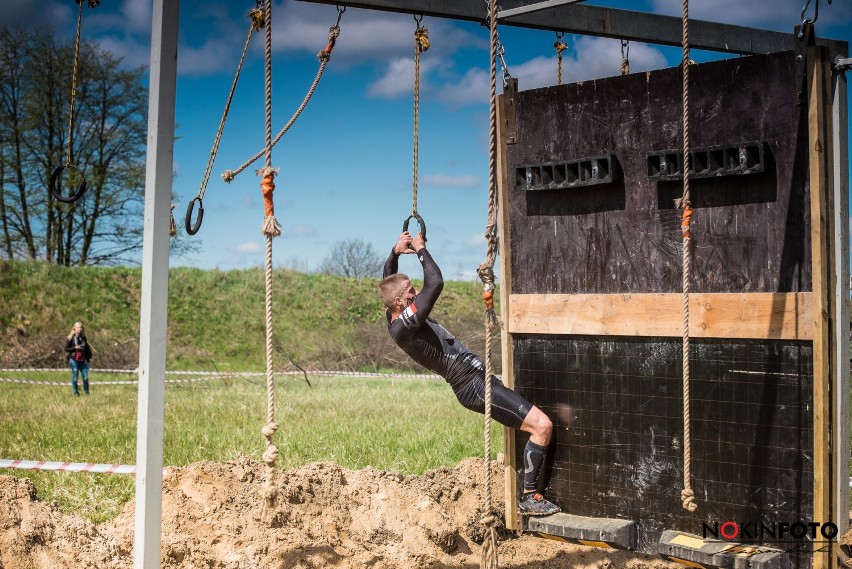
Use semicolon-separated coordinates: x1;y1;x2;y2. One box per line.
0;26;196;265
318;239;383;278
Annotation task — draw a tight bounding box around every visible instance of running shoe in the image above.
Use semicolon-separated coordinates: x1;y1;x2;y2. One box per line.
519;492;560;516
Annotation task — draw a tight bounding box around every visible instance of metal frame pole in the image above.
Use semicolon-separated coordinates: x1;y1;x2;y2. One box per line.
133;0;179;567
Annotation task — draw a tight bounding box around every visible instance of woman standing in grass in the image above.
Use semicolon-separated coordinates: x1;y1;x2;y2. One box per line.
65;321;92;396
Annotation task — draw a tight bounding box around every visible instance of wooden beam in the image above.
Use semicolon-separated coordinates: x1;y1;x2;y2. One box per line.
508;293;813;340
807;45;834;569
496;80;519;531
295;0;848;58
831;59;850;541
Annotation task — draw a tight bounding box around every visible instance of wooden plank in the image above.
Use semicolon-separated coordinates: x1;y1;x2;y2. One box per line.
807;45;834;569
496;81;519;531
508;293;813;340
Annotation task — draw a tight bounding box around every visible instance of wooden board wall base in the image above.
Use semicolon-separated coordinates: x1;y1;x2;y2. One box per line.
658;530;793;569
509;292;812;340
524;512;636;550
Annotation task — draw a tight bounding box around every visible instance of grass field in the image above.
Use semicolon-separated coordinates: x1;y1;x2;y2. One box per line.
0;372;504;524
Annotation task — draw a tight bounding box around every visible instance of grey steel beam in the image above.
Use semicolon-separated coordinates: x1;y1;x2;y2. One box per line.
295;0;848;57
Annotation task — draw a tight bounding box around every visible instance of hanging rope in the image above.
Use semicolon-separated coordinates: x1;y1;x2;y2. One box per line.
678;0;697;514
256;0;281;525
554;32;567;85
182;5;265;236
475;2;508;567
49;0;99;205
411;15;429;219
222;6;346;183
620;39;630;75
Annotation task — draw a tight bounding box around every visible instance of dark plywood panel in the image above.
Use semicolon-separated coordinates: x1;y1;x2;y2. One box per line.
513;335;814;564
507;51;810;295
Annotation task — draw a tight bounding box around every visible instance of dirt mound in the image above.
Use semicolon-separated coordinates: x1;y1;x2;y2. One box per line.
1;457;686;568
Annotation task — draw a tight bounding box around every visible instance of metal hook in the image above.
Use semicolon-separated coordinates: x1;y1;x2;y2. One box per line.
335;5;346;26
621;39;630;59
414;13;423;26
49;164;88;204
801;0;819;24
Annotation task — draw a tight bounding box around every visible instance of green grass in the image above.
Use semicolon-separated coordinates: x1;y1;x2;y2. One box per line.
0;373;503;523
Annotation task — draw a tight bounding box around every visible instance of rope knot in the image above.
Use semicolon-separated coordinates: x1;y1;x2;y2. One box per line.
681;488;698;512
482;289;495;311
249;7;266;30
553;40;567;53
261;422;279;438
262;444;279;465
169;203;177;237
415;26;430;52
221;169;236;183
318;24;340;60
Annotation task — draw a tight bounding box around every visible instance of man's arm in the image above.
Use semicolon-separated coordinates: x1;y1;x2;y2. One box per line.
383;232;415;278
401;243;443;327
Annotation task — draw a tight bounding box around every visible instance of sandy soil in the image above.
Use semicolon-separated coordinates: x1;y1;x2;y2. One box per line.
1;457;847;569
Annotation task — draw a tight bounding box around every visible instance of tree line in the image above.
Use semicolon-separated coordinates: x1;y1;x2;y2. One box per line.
0;26;154;266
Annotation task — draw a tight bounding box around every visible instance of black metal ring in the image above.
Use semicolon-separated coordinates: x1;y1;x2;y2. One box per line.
402;213;426;241
49;164;88;204
185;197;204;235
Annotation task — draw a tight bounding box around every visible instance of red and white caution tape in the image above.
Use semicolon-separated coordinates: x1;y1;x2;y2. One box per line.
0;458;168;476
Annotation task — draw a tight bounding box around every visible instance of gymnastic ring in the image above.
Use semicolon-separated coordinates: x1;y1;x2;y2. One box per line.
402;213;426;241
49;164;88;204
185;197;204;235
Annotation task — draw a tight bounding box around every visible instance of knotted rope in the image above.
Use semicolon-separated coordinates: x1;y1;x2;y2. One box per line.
256;0;280;524
222;8;345;183
476;2;505;567
678;0;697;514
554;32;567;85
620;39;630;75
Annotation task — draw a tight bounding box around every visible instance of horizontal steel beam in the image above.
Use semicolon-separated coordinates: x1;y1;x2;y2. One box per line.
295;0;848;57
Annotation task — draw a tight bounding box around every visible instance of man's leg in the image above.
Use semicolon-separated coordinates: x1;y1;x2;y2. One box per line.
517;406;559;515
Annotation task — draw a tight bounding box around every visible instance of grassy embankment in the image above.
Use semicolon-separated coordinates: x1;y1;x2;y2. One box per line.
0;261;504;523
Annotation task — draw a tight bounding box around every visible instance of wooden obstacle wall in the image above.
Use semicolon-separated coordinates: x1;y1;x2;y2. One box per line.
499;49;842;568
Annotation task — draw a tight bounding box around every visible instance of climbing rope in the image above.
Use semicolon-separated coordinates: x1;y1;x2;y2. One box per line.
183;4;266;236
476;2;508;567
620;39;630;75
49;0;99;205
554;32;567;85
256;0;281;525
221;6;346;183
678;0;697;514
411;15;429;220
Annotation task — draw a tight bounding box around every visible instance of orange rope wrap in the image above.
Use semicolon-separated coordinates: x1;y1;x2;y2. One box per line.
261;174;275;218
482;290;495;310
681;204;693;238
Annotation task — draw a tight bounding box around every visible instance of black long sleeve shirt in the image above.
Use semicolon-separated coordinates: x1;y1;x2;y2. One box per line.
383;248;483;388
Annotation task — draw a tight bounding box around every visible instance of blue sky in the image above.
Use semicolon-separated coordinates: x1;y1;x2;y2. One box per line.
4;0;852;279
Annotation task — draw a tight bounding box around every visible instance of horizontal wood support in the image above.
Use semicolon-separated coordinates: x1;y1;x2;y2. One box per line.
509;293;812;340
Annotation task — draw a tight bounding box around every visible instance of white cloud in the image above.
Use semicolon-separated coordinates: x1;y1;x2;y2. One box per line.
232;241;262;254
422;174;480;188
284;224;318;238
435;67;490;107
178;38;242;77
465;233;487;248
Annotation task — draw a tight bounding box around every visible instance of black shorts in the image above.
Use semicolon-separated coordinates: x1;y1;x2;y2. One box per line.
451;373;532;429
